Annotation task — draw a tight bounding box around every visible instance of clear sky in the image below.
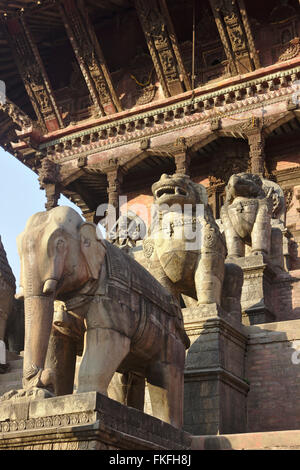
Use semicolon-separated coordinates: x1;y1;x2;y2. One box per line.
0;148;82;289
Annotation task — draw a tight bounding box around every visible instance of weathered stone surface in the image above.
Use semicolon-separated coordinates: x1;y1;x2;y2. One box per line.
228;254;276;325
14;206;189;428
132;173;243;323
0;392;192;450
220;173;273;258
220;173;291;324
140;173;227;306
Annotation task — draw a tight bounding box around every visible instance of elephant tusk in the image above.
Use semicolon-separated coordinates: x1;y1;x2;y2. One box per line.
43;279;58;295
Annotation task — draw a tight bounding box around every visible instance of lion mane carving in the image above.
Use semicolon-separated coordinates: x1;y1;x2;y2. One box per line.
140;173;228;307
220;173;273;258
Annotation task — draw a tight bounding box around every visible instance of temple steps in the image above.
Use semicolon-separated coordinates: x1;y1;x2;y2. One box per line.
0;353;23;396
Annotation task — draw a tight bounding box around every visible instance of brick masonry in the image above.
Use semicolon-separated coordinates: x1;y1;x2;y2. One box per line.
245;319;300;432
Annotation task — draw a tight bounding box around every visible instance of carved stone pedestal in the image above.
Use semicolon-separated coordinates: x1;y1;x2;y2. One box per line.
0;392;191;450
229;255;277;325
183;309;249;436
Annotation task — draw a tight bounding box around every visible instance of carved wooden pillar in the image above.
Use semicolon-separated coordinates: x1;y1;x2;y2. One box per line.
106;167;124;233
38;158;61;211
174;137;191;176
209;0;259;75
248;130;265;176
134;0;191;97
4;17;63;132
59;0;121;116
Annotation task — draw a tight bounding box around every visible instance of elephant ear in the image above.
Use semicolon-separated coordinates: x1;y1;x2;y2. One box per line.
80;223;106;280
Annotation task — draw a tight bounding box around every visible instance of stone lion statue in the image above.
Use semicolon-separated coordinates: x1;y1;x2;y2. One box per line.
138;173;237;309
220;173;273;258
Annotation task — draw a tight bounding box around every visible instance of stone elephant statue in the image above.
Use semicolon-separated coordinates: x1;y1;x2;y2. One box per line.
12;206;190;428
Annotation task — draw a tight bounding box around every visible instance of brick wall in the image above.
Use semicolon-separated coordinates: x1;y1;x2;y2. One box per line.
272;270;300;321
245;320;300;432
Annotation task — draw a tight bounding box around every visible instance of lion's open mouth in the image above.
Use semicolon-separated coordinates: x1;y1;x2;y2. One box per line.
155;186;187;199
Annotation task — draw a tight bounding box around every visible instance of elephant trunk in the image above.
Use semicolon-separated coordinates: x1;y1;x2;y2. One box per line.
23;294;56;391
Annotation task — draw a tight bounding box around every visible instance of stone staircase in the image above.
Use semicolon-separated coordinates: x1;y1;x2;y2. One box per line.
0;351;23;396
0;352;81;397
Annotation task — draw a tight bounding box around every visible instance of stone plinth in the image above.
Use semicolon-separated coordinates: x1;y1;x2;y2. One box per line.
183;303;225;322
228;255;277;325
0;392;191;450
183;308;248;436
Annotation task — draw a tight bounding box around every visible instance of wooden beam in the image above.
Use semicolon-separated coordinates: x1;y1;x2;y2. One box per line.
134;0;191;97
0;97;34;130
209;0;259;75
59;0;122;116
238;0;260;69
3;16;64;132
